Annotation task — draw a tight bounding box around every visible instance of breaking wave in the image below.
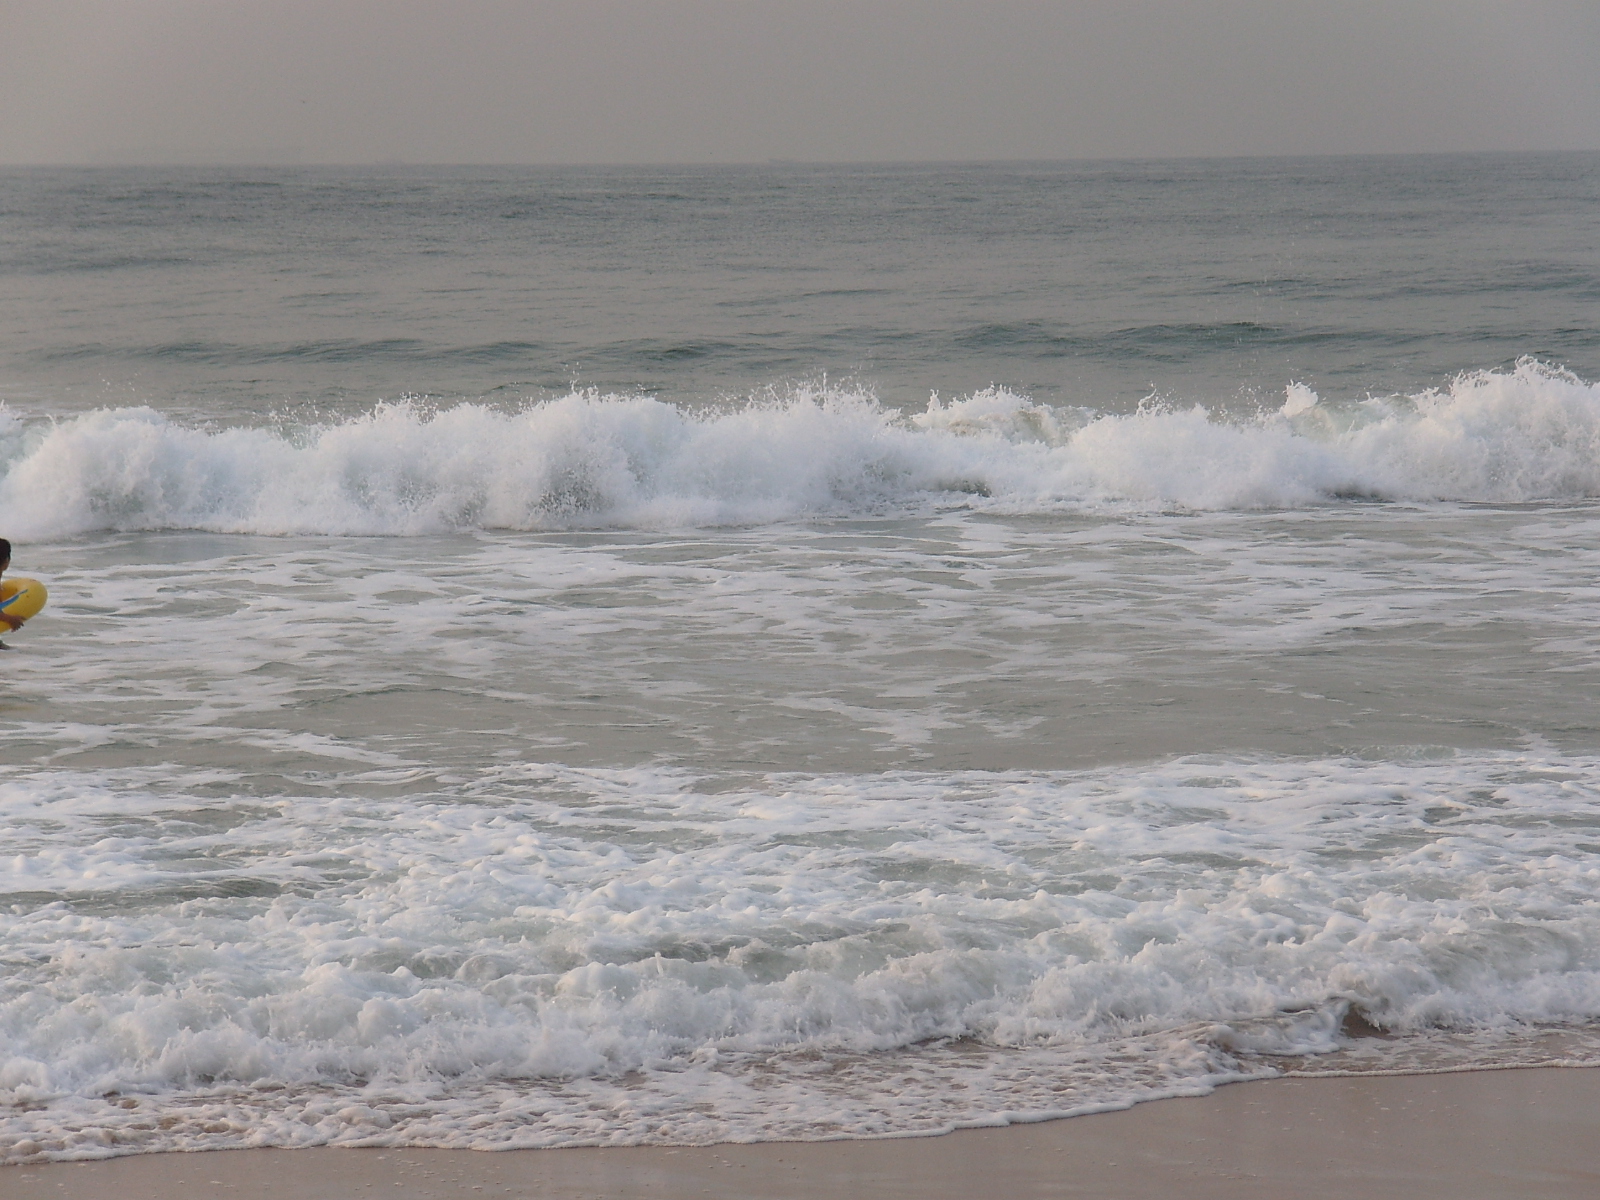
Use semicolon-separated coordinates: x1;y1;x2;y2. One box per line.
4;360;1600;538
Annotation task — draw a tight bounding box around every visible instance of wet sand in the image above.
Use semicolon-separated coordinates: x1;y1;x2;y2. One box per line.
11;1067;1600;1200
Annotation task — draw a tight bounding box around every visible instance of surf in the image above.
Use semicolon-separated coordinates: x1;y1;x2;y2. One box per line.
3;359;1599;539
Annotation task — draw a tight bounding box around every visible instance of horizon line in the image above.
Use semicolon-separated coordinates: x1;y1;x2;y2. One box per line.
4;147;1600;171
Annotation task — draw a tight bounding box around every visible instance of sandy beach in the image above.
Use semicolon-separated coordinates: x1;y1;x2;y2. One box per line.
10;1067;1599;1200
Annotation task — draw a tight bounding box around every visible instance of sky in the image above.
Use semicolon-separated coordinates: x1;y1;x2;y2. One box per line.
3;0;1599;165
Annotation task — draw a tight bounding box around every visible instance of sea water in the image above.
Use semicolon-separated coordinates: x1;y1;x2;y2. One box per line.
3;156;1600;1160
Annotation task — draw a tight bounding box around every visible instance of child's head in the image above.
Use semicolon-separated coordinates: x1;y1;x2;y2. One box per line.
0;538;9;570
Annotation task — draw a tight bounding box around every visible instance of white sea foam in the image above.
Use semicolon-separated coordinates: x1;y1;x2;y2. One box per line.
5;752;1600;1160
4;360;1600;538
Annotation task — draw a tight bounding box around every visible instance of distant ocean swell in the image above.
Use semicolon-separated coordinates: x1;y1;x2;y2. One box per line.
3;359;1599;539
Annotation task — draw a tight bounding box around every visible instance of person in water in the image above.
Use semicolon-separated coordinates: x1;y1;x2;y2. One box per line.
0;538;15;649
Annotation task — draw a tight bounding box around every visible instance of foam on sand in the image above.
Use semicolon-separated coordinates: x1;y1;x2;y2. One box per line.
17;1069;1600;1200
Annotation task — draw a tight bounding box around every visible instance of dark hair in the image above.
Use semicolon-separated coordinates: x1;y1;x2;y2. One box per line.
0;538;9;565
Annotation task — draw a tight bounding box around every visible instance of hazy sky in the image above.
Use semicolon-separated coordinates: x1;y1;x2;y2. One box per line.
4;1;1599;164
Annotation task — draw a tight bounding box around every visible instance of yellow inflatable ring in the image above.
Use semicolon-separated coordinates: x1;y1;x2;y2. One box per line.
0;577;48;626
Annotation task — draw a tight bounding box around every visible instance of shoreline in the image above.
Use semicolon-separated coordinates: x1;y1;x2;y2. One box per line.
12;1066;1600;1199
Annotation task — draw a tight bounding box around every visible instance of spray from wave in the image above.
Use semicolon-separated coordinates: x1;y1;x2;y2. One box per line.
3;359;1599;538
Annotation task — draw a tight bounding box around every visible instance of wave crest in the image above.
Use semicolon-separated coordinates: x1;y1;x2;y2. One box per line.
4;360;1599;537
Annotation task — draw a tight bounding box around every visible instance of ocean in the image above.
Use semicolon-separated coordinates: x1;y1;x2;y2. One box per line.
3;154;1600;1161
